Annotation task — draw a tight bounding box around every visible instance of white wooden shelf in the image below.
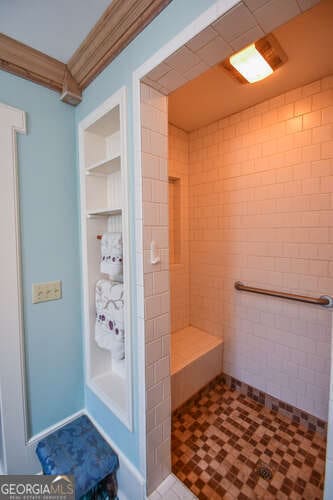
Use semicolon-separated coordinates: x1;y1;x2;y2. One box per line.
86;155;121;175
79;86;132;431
89;371;127;425
87;207;122;217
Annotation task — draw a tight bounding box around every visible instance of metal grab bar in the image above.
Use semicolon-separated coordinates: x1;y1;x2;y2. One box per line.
235;281;333;308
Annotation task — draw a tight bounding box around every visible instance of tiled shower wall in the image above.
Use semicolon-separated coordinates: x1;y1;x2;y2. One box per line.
168;124;190;333
325;335;333;496
140;83;171;495
188;75;333;420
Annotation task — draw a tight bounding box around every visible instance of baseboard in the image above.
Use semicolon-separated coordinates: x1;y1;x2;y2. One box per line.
21;409;85;474
85;411;146;500
28;409;85;447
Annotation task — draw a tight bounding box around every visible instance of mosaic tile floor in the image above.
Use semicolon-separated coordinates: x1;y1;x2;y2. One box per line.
172;378;326;500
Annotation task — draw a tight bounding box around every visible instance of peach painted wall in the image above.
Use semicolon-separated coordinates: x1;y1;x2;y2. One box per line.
188;75;333;420
168;124;190;333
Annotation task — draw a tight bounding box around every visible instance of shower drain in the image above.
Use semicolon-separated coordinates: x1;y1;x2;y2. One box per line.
256;464;273;481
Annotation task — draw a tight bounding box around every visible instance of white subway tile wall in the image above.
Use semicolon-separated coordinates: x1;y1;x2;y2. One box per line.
187;75;333;421
168;125;190;333
140;83;171;495
324;327;333;499
141;74;333;496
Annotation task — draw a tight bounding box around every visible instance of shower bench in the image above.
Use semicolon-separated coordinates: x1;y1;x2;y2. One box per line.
171;326;223;410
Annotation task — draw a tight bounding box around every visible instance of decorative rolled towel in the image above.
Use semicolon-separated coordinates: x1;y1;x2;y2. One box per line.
95;279;125;360
100;232;123;282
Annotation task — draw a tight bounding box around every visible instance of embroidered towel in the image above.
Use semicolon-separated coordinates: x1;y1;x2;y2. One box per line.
95;279;125;360
100;232;123;282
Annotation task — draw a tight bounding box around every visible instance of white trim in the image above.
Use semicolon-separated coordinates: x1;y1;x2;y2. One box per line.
79;88;126;131
132;74;146;478
78;87;133;431
23;410;85;473
85;411;146;500
0;101;28;473
27;410;85;446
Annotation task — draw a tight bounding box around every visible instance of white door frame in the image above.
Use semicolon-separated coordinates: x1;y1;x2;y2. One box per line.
131;0;332;495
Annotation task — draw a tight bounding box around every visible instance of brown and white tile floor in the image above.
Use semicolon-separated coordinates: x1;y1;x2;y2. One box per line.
172;377;326;499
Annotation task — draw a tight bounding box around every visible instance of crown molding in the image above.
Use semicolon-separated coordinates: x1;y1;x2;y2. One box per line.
61;67;83;106
0;33;82;105
0;0;172;105
68;0;172;90
0;33;65;92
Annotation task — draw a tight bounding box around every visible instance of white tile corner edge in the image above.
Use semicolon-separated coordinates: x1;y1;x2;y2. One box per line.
324;459;333;500
149;473;197;499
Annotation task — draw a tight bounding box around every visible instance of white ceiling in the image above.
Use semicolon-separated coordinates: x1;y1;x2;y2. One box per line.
0;0;112;62
168;0;333;131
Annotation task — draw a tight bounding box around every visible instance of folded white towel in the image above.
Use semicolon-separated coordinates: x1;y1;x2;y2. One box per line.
100;232;123;282
95;279;125;360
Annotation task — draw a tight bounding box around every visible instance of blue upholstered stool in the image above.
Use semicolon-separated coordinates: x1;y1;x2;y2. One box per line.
36;415;119;499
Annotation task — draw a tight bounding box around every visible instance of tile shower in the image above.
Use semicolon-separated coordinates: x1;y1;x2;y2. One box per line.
169;125;224;410
169;75;333;421
167;75;333;497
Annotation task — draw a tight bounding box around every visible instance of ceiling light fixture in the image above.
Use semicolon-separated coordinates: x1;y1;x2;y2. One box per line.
230;44;273;83
222;35;287;84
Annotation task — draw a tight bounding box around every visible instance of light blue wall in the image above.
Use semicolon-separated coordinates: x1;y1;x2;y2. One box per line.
75;0;216;471
0;70;84;437
0;0;219;470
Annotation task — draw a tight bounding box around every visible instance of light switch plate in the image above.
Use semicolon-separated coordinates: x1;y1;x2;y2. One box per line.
32;280;62;304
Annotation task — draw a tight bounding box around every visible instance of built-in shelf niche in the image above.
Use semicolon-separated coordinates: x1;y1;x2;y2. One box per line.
79;87;132;429
168;176;181;265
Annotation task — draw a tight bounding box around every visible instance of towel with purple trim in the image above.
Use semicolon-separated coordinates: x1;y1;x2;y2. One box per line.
95;279;125;360
100;232;123;282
